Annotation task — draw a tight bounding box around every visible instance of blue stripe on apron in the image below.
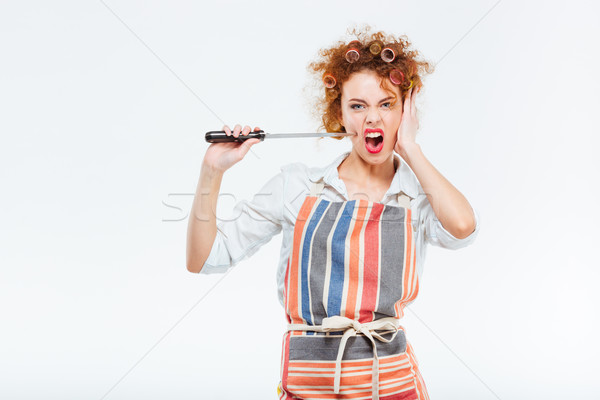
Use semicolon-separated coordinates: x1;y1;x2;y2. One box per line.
327;201;356;316
301;199;330;331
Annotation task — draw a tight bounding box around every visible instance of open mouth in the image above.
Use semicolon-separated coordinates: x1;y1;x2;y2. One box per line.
364;129;384;153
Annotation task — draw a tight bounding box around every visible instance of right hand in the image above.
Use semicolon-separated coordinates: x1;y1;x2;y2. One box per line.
203;124;262;173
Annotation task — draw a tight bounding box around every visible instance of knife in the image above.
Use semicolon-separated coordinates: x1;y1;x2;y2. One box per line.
205;130;357;143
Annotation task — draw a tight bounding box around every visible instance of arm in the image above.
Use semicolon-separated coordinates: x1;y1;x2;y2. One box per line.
394;87;477;239
186;164;224;273
189;168;285;274
186;124;262;273
399;143;476;239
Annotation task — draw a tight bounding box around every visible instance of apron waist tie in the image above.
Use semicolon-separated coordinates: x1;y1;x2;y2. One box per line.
287;316;401;400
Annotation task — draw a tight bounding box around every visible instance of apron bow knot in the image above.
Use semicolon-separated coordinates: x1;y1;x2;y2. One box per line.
287;316;401;400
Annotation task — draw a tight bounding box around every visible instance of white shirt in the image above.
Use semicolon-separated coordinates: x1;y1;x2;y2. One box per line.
200;151;481;307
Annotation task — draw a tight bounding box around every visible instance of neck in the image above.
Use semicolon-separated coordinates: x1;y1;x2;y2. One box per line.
338;151;397;185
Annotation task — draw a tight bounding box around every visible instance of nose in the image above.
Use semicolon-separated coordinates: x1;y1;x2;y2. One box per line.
365;107;382;125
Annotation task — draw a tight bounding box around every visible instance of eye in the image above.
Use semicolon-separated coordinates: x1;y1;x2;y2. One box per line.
350;104;364;110
381;102;392;108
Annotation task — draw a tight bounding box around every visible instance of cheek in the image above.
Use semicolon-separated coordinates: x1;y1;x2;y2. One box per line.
385;131;397;146
387;112;403;135
345;113;363;128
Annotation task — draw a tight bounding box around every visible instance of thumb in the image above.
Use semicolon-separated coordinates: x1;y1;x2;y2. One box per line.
239;138;260;154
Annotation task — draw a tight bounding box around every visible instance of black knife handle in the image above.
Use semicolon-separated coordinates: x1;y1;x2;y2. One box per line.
205;130;266;143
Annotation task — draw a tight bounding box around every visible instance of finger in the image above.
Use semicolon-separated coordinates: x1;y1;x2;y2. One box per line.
253;126;261;132
409;87;416;114
242;125;251;136
403;89;411;115
233;124;242;138
223;125;231;136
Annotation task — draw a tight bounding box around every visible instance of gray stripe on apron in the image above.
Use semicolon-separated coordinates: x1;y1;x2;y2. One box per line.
375;205;407;319
288;329;407;361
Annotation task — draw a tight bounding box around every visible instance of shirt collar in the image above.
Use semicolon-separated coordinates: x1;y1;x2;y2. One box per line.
307;150;419;200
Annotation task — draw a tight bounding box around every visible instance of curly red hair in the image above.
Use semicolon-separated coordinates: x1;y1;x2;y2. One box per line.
307;25;435;140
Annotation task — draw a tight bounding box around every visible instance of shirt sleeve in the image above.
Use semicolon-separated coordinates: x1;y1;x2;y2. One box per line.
199;170;284;274
422;200;481;250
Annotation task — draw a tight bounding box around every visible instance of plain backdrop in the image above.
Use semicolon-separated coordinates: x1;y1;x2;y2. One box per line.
1;1;599;399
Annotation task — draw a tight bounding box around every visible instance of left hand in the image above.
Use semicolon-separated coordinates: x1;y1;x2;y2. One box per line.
394;86;420;155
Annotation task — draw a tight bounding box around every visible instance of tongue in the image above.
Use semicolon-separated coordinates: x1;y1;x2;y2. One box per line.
366;136;383;151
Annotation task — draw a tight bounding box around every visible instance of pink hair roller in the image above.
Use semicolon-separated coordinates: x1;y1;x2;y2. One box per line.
389;69;405;85
345;40;361;63
323;73;337;88
381;47;395;63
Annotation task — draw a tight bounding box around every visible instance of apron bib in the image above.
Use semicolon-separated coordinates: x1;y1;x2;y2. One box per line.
277;178;430;400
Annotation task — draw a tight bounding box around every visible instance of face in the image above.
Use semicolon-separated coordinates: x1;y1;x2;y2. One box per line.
338;70;403;164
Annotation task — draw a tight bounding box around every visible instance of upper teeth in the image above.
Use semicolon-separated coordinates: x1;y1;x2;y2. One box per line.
366;132;382;138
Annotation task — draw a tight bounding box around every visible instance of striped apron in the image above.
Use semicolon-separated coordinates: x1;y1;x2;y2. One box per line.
277;178;430;400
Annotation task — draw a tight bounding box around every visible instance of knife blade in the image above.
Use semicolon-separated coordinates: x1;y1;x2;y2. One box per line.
205;130;357;143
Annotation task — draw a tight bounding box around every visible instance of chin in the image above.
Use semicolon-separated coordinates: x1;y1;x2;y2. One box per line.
355;146;393;162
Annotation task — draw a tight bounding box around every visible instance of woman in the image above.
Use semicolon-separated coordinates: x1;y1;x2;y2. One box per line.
187;27;480;400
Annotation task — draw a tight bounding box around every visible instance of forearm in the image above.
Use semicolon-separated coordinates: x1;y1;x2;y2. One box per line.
186;163;224;273
398;143;476;239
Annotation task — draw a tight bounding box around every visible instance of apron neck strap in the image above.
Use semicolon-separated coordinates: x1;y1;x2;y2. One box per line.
310;179;325;197
397;192;412;209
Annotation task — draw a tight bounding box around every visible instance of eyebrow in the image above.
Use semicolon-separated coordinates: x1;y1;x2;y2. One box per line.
348;96;396;103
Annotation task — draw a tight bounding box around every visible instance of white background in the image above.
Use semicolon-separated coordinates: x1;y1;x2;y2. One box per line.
1;1;599;399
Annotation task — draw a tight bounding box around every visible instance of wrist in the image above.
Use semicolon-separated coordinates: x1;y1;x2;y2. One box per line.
201;161;225;179
199;164;225;195
397;142;422;161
